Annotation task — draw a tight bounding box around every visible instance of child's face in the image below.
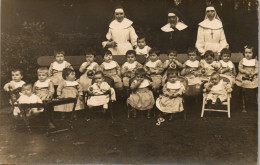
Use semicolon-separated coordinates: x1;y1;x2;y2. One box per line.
221;54;230;62
137;38;146;49
86;54;95;63
188;52;197;61
66;72;76;81
168;74;178;83
244;48;253;60
149;53;158;62
38;72;48;82
55;53;65;64
104;53;112;63
211;74;220;85
168;52;177;61
94;74;104;83
12;71;23;82
136;74;144;81
127;54;136;63
205;56;214;64
22;86;33;96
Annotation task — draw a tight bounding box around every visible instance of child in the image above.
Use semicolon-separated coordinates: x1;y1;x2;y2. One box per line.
199;50;221;81
3;69;25;116
144;48;164;93
127;68;155;118
33;67;55;100
86;71;116;112
99;50;123;98
135;35;151;60
78;49;99;92
17;83;43;117
54;68;84;118
204;73;232;107
156;69;185;125
121;50;143;88
235;45;258;112
219;48;236;84
48;50;73;87
162;49;183;85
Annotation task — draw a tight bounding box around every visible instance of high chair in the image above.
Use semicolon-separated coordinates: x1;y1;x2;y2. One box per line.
84;76;115;123
201;76;232;118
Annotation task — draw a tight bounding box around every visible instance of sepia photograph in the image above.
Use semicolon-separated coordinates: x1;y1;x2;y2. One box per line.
0;0;258;164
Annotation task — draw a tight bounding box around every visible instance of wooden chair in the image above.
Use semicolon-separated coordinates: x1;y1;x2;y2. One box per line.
201;76;232;118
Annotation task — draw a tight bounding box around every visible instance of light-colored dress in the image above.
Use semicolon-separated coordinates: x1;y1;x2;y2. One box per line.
156;81;185;113
162;59;183;85
219;60;236;84
135;45;151;58
121;61;143;87
145;60;163;89
182;60;202;85
196;18;228;55
127;79;155;110
18;94;43;114
100;60;123;89
48;61;73;86
3;80;26;105
235;58;258;88
87;82;116;107
33;79;54;100
54;80;84;112
78;62;99;91
102;18;138;55
199;60;221;80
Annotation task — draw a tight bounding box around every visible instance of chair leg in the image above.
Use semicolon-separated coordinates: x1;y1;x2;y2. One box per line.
22;108;32;133
69;100;77;130
241;89;246;112
201;98;206;117
228;98;231;118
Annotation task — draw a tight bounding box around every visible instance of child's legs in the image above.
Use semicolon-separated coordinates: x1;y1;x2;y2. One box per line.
244;88;258;110
122;77;130;88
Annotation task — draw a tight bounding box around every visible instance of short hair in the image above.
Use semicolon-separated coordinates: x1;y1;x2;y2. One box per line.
87;70;94;77
167;68;178;77
204;50;215;58
102;49;112;58
137;34;146;42
126;50;136;57
37;67;49;75
83;48;96;57
11;69;23;76
149;48;160;56
94;71;104;78
54;50;65;57
22;83;33;90
244;45;256;58
167;49;177;55
211;72;220;79
62;68;74;80
135;68;146;77
220;48;231;57
187;47;198;55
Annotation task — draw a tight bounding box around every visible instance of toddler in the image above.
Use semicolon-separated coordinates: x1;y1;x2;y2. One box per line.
204;73;232;106
86;71;116;112
33;67;54;100
78;49;99;92
121;50;143;88
156;69;185;125
219;48;236;84
144;48;164;93
135;35;151;60
3;69;25;116
127;68;155;118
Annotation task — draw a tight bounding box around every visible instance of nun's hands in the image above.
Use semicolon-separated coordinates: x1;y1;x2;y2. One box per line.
106;41;117;48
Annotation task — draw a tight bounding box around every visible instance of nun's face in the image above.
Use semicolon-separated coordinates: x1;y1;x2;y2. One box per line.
206;10;215;20
115;11;125;22
168;15;178;25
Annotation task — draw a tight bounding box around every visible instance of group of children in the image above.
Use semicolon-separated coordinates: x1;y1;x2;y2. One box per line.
3;36;258;125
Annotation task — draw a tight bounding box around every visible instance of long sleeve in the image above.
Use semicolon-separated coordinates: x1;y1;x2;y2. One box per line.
155;61;164;74
195;26;206;55
121;64;128;76
77;84;83;96
3;82;11;91
163;60;170;70
65;61;73;70
136;62;143;69
217;28;229;53
116;62;121;76
48;81;55;97
238;60;247;74
48;63;54;77
102;28;112;48
32;82;37;93
99;64;105;72
129;26;138;47
93;63;100;72
56;81;65;96
79;62;88;73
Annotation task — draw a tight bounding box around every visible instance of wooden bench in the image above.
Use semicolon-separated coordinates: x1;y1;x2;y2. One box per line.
37;53;244;69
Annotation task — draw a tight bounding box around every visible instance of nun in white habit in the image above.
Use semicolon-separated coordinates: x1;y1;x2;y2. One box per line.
102;6;138;55
195;5;229;56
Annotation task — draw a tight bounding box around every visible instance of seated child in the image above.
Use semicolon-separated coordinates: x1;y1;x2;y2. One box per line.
86;71;116;112
204;73;232;106
3;69;25;116
48;50;73;93
33;67;54;100
121;50;143;88
17;83;43;117
156;69;185;125
135;35;151;61
127;68;155;118
199;50;221;81
144;48;164;93
162;49;183;85
218;48;236;84
78;49;99;92
54;68;84;118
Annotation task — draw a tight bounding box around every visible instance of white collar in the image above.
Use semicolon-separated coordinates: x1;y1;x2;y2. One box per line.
242;58;256;66
138;79;150;88
65;80;78;86
102;61;117;69
161;22;188;32
109;18;133;29
167;81;181;89
219;60;234;68
186;60;199;67
199;18;223;29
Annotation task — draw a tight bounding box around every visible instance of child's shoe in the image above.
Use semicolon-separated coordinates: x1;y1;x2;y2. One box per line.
215;98;222;108
169;114;173;121
13;107;20;117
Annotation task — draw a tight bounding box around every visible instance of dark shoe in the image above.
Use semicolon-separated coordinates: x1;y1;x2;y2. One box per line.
169;114;173;121
215;98;222;108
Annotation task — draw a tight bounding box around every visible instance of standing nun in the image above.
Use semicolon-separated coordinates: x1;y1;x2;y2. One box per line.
195;5;229;56
102;6;138;55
